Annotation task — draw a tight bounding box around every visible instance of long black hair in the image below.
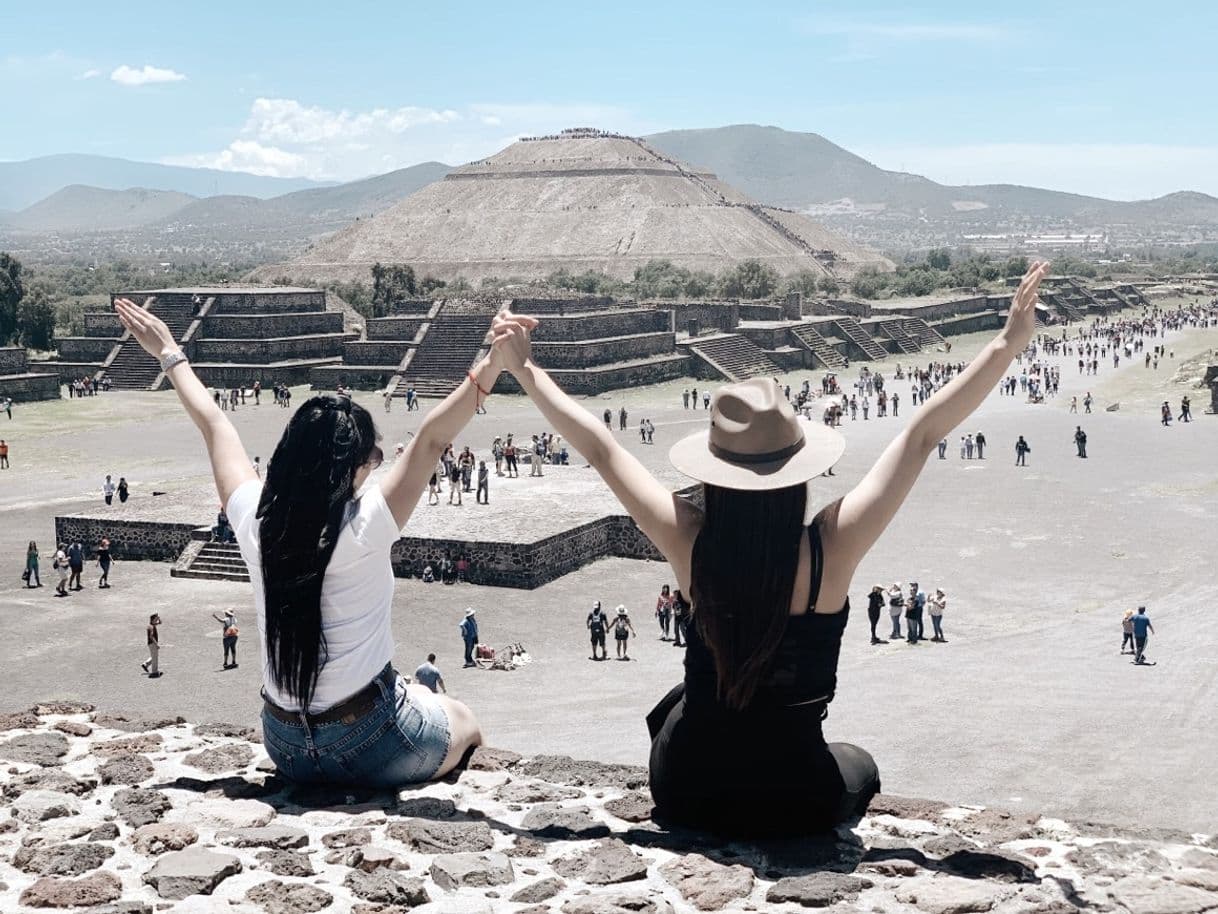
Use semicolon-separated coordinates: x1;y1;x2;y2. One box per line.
257;395;380;708
689;482;807;710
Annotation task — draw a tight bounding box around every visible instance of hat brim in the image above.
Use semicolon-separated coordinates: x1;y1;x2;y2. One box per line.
669;422;845;491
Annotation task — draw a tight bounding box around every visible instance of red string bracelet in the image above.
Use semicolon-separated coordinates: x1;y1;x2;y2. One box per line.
467;370;491;398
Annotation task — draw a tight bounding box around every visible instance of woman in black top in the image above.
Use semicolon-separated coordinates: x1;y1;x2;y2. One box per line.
867;585;885;644
96;538;112;589
489;262;1049;836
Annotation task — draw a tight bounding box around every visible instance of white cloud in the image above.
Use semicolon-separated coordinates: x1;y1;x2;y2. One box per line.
78;68;101;80
110;64;187;86
857;142;1218;201
168;97;649;181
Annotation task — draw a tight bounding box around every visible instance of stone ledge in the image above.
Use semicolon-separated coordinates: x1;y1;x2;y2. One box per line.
2;705;1215;913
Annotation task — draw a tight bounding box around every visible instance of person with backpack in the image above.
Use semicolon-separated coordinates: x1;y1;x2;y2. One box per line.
213;609;239;668
587;602;609;661
1015;435;1031;466
460;609;479;667
613;606;637;661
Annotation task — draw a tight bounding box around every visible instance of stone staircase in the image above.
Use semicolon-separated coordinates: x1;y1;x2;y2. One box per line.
789;323;847;369
831;317;888;360
171;541;250;583
395;311;490;398
686;334;780;381
1044;292;1085;323
102;294;197;390
876;320;921;355
902;318;946;349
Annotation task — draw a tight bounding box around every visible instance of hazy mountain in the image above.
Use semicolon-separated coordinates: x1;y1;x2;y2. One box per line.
158;162;452;231
644;124;1218;223
0;154;330;211
12;186;198;232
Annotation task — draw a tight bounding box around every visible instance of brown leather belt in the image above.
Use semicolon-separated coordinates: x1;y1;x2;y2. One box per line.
262;664;392;726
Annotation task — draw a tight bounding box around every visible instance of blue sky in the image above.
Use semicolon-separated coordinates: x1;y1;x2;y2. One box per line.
3;0;1215;199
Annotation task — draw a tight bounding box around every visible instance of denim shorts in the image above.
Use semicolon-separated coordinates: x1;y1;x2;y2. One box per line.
261;664;451;787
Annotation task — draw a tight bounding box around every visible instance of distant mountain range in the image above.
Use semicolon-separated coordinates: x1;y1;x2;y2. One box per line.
2;128;1216;252
643;125;1218;224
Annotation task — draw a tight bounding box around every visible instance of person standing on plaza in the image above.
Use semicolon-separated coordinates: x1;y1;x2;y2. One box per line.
483;260;1053;834
1084;392;1093;414
53;544;70;596
620;407;628;431
867;585;884;644
1179;396;1192;422
476;460;489;504
1074;426;1088;458
655;584;673;640
613;606;637;660
67;541;84;591
117;477;129;503
459;447;475;492
587;601;609;660
1070;396;1078;414
887;582;905;639
1015;435;1031;466
0;439;9;469
603;408;612;429
3;397;11;420
24;541;41;588
142;614;162;677
96;537;112;589
682;389;690;409
113;296;491;787
1130;606;1155;665
460;609;479;668
103;475;116;505
975;431;986;459
1120;610;1135;654
413;654;446;693
447;458;462;505
212;609;239;668
937;438;947;460
492;437;505;476
929;588;947;642
965;434;975;459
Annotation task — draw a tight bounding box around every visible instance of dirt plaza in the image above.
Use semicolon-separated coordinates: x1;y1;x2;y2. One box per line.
2;317;1216;833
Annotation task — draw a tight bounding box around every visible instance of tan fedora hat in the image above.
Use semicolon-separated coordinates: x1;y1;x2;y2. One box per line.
669;379;845;490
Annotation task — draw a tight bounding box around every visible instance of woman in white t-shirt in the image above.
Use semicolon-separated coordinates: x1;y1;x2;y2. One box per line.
114;297;500;786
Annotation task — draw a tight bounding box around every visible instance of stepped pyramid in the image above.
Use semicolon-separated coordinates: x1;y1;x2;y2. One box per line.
260;129;891;286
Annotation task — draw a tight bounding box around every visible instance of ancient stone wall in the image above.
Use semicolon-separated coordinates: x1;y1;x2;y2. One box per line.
532;333;675;368
931;311;1005;336
194;362;334;387
736;325;790;350
53;517;199;562
737;303;784;321
199;313;344;339
56;338;120;362
0;347;28;373
531;310;671;342
367;318;425;341
0;373;59;401
826;298;873;318
84;313;124;337
193;335;354;363
310;365;396;390
342;341;415;365
211;291;326;314
669;302;739;334
494;354;691;396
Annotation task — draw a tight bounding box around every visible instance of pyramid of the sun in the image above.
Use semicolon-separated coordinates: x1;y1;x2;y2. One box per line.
266;129;891;285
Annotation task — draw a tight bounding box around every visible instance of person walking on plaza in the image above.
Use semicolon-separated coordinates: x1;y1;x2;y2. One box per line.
613;606;637;660
937;438;947;460
603;408;612;429
588;601;609;660
476;460;489;504
53;544;69;596
1070;395;1077;414
460;609;479;668
929;588;947;642
620;407;628;431
413;654;446;693
212;609;239;668
483;261;1050;836
113;295;491;787
96;537;112;588
24;541;41;588
103;475;116;505
530;435;545;477
974;431;986;459
67;541;84;591
656;584;673;640
1015;435;1031;466
1130;606;1155;665
0;439;9;469
1084;392;1093;414
117;477;129;503
867;585;884;644
1179;396;1192;422
3;397;11;420
887;582;904;639
142;613;162;677
671;589;690;647
1120;610;1135;654
1074;426;1088;458
1161;401;1172;426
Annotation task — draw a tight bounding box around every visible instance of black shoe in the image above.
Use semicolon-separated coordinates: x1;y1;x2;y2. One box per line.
141;662;149;673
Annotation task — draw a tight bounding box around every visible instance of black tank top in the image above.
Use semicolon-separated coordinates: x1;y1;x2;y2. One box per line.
682;520;849;715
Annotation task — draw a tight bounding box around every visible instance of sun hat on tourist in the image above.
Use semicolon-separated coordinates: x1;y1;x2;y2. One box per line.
464;608;476;617
616;606;627;616
669;379;844;490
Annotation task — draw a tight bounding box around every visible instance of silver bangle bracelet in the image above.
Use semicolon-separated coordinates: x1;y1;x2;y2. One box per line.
160;350;189;373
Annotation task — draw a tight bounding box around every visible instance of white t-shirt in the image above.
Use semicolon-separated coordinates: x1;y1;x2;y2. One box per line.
226;479;402;713
103;480;116;497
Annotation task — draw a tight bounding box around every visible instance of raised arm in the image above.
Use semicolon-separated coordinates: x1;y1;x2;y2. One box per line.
115;299;256;506
377;346;502;528
490;313;695;576
825;261;1049;571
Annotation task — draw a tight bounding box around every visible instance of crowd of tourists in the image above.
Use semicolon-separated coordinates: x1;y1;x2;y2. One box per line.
66;375;110;397
23;538;114;594
866;583;949;644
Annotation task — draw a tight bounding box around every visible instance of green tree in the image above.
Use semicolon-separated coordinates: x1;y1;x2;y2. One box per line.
370;262;417;317
818;276;841;297
720;259;779;300
633;260;691;299
1003;256;1029;278
0;252;25;345
683;270;715;298
419;275;447;296
894;269;938;296
782;270;821;299
849;268;889;299
17;288;56;350
926;248;952;271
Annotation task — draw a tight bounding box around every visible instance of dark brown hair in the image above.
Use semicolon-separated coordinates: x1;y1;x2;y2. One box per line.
690;482;807;710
